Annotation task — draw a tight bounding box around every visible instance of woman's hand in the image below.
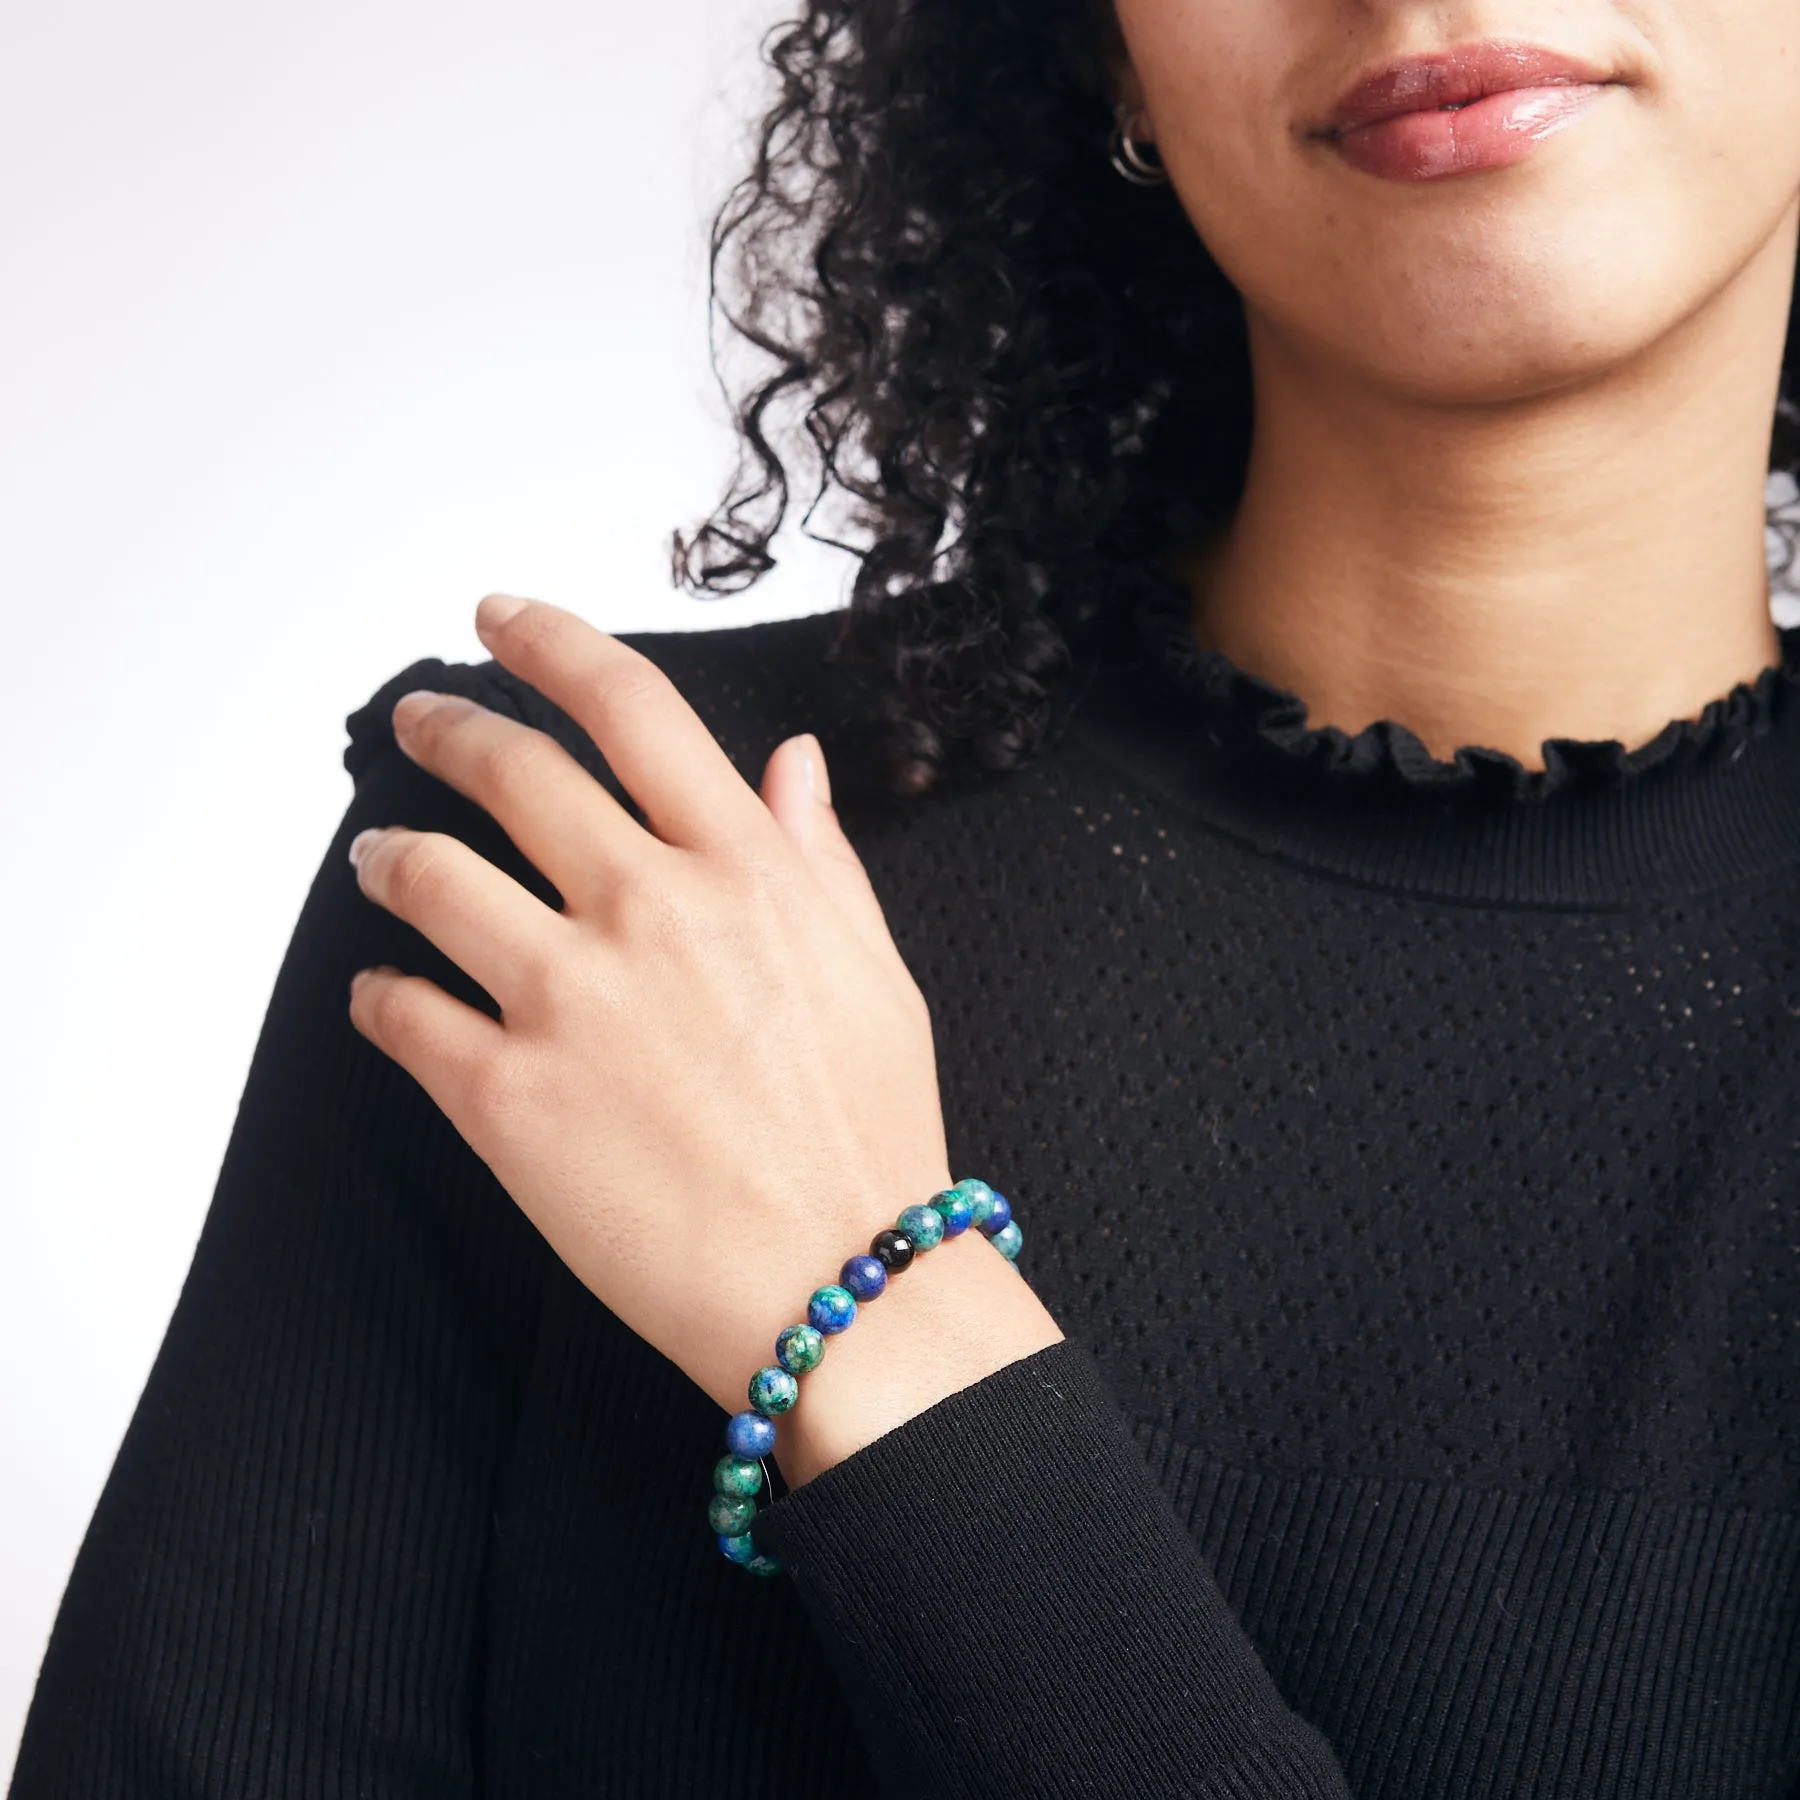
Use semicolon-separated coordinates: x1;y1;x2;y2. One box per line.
345;594;1059;1463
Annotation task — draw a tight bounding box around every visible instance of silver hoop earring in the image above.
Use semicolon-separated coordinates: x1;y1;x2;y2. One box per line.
1109;109;1169;188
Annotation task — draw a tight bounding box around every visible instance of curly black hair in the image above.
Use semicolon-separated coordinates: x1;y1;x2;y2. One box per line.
672;0;1800;797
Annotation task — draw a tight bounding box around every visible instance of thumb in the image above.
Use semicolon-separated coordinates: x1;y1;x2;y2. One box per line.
760;732;895;942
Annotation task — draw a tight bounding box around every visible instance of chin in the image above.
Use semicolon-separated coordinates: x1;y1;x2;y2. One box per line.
1249;202;1736;409
1350;271;1686;407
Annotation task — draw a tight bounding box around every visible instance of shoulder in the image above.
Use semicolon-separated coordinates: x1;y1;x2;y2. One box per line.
344;606;883;801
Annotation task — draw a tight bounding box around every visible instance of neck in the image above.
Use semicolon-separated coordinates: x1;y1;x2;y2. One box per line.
1184;226;1795;770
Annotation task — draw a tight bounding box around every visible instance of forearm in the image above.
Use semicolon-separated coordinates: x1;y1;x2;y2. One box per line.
755;1328;1355;1799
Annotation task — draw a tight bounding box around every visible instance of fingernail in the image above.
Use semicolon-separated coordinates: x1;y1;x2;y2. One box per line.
392;689;475;734
348;827;388;870
476;593;529;634
391;689;445;727
802;734;830;805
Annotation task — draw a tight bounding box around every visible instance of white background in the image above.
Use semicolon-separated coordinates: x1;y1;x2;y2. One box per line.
0;0;834;1776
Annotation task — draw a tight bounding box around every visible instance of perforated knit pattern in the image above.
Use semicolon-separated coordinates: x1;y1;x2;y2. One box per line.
13;602;1800;1799
935;763;1800;1505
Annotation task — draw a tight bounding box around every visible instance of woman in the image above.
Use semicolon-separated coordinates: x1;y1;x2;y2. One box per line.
13;0;1800;1794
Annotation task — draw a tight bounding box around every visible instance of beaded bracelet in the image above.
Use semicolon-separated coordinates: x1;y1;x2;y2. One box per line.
708;1176;1025;1576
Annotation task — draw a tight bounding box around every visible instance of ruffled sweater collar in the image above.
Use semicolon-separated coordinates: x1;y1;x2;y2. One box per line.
1064;574;1800;906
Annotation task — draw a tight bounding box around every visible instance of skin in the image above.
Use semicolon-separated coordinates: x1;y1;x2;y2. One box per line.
350;2;1800;1489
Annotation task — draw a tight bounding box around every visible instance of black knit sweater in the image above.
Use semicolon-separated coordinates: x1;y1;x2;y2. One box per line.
12;582;1800;1798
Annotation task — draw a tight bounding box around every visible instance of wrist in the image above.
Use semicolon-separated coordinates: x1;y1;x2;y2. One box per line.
772;1224;1064;1490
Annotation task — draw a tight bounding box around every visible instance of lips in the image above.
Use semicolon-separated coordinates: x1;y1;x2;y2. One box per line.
1318;43;1619;181
1324;44;1610;136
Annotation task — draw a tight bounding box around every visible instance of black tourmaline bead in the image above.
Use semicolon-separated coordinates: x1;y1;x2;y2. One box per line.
870;1228;915;1273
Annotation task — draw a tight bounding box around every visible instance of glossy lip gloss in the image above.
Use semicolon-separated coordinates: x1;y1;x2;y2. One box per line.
1318;43;1618;182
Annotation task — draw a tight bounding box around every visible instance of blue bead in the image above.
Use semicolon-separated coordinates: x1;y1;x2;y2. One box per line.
840;1253;888;1300
749;1365;800;1414
719;1530;759;1565
929;1187;974;1236
726;1410;777;1459
978;1191;1013;1236
808;1284;857;1335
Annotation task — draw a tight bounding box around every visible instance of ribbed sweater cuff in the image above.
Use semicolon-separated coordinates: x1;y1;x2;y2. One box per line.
753;1335;1352;1799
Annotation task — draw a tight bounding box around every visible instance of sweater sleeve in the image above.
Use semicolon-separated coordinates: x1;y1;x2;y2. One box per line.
9;659;555;1799
751;1333;1356;1800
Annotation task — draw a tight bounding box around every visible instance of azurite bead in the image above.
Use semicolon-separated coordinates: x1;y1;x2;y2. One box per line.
989;1220;1023;1261
808;1284;857;1335
776;1323;825;1374
718;1531;759;1566
960;1180;999;1230
714;1455;764;1499
928;1187;974;1237
870;1228;915;1273
896;1202;945;1251
726;1410;777;1460
840;1254;887;1301
749;1365;799;1415
978;1191;1013;1237
708;1493;756;1537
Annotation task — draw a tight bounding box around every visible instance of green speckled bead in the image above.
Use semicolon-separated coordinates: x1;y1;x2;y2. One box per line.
808;1283;857;1335
896;1202;945;1251
746;1552;785;1577
958;1178;999;1229
928;1187;974;1236
708;1492;756;1537
713;1455;764;1499
989;1220;1023;1260
748;1365;799;1415
776;1323;825;1374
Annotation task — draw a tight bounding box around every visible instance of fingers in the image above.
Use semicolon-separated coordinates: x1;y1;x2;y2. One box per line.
759;732;916;990
473;595;773;855
760;733;868;905
349;825;565;1015
347;965;516;1130
390;689;648;910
